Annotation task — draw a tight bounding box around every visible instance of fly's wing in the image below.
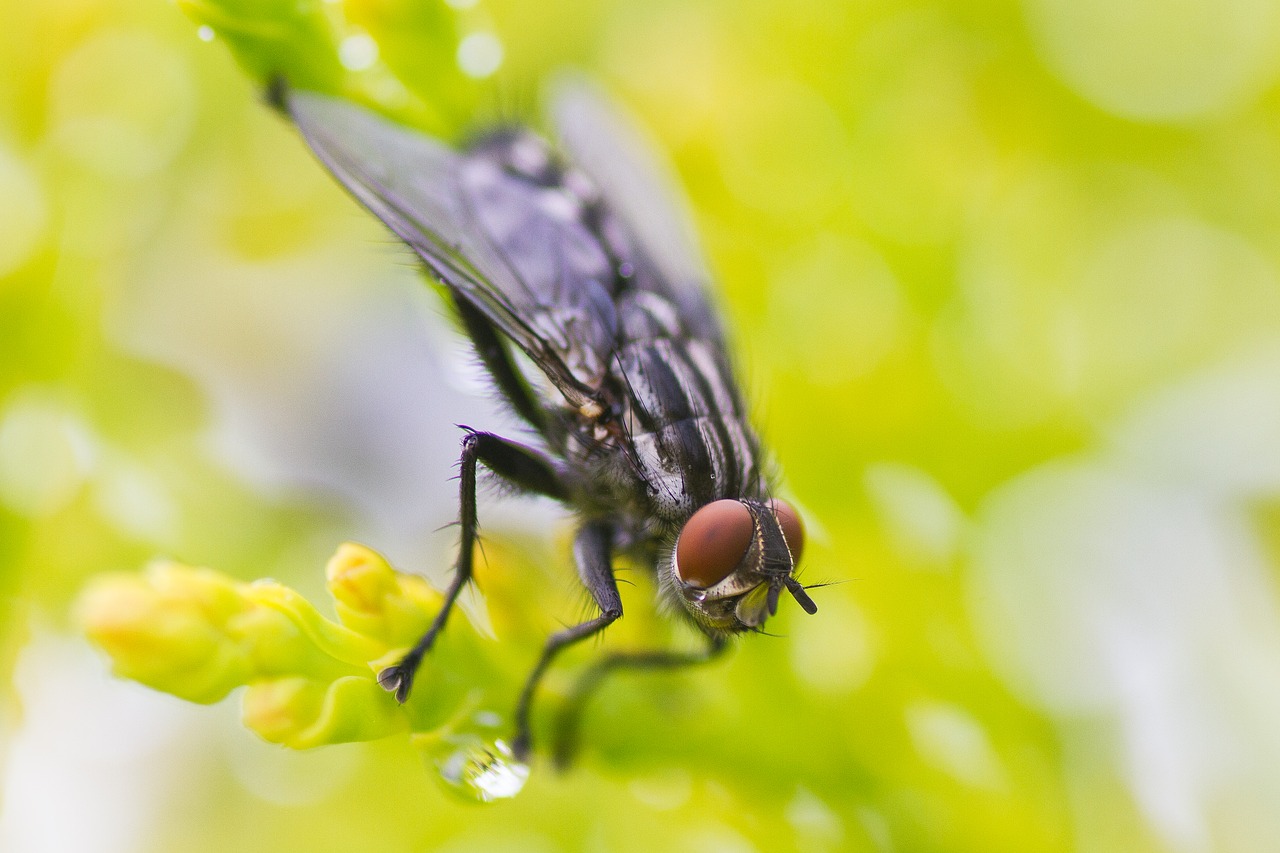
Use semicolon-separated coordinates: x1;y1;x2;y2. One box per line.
551;78;724;344
281;88;619;406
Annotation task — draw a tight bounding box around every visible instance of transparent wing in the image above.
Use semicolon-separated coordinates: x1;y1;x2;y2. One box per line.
282;88;617;403
551;77;724;343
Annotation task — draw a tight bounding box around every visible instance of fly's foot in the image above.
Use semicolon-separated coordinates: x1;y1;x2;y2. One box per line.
551;737;577;772
377;653;422;704
551;711;583;771
510;728;532;763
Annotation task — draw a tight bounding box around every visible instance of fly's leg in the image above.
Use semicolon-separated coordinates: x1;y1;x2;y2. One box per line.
451;295;546;433
551;634;728;769
377;430;567;703
510;521;621;761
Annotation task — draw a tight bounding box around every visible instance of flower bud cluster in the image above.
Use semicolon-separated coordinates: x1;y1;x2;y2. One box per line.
79;543;499;749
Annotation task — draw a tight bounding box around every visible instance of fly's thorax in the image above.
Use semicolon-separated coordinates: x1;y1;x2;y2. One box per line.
663;498;812;633
609;335;763;521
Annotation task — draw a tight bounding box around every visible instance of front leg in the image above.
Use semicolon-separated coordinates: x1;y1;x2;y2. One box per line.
510;521;621;761
378;430;567;703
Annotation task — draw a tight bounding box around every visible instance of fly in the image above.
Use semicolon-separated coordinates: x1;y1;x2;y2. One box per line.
269;79;818;762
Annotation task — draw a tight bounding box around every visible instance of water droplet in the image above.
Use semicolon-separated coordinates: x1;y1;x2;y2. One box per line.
196;25;215;42
414;710;529;802
435;737;528;802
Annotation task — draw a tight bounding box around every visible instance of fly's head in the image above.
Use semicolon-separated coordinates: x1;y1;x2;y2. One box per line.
667;498;814;633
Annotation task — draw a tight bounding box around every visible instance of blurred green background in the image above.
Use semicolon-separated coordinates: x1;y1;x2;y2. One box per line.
5;0;1280;850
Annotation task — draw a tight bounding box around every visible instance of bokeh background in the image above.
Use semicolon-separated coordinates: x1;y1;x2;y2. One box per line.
5;0;1280;850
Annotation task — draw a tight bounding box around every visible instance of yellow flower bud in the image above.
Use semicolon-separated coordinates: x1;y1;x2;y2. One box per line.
242;675;405;748
245;579;384;669
325;542;441;648
78;564;254;704
78;544;507;754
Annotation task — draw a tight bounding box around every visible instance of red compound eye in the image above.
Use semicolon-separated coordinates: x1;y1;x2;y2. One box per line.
675;500;754;588
769;499;805;566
